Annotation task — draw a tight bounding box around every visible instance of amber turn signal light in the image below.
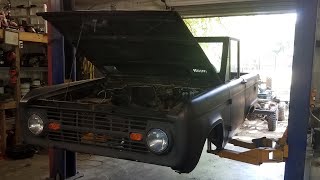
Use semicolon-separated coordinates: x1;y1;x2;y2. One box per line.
48;122;61;131
130;132;143;141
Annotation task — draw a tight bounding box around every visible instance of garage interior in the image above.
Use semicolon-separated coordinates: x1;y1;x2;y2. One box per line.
0;0;318;180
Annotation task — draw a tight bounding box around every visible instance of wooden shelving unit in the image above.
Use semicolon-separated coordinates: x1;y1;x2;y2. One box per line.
0;29;48;155
0;101;16;155
19;32;48;43
0;67;48;72
0;29;48;43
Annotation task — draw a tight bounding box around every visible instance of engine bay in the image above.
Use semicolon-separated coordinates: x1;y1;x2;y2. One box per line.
74;84;203;112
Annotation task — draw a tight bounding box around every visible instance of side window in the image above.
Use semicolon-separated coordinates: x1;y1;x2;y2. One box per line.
230;40;239;78
199;42;223;73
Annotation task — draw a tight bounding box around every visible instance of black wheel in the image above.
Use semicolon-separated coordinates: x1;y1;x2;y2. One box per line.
267;112;277;131
278;103;285;121
246;113;256;120
208;124;225;150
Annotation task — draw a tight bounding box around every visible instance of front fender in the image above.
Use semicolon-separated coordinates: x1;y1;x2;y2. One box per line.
172;103;228;173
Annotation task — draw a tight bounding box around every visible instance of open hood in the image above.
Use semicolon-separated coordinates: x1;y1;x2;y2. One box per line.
38;11;218;79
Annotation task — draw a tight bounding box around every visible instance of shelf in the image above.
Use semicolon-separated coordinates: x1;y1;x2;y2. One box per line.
0;101;16;110
5;117;15;130
10;15;39;18
0;29;4;39
0;67;9;71
5;119;15;130
0;23;49;153
21;67;48;72
19;32;48;43
0;101;16;156
0;67;48;72
0;29;48;44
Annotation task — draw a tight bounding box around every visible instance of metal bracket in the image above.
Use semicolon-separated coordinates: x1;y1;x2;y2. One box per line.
207;129;288;165
45;172;84;180
66;172;84;180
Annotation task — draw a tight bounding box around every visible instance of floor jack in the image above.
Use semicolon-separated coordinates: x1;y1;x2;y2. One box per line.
208;128;288;165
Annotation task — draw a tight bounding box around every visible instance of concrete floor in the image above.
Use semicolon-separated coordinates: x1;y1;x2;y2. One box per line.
0;119;287;180
0;149;285;180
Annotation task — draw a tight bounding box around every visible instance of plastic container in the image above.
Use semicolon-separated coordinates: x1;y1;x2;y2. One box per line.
32;79;41;86
21;88;30;96
20;83;31;89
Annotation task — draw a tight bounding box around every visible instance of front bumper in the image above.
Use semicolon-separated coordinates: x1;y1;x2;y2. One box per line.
21;100;199;172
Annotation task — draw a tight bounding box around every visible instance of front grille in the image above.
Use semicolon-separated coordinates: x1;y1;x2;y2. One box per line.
46;108;149;153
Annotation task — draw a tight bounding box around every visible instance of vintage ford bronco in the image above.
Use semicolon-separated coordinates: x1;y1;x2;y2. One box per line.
21;11;259;173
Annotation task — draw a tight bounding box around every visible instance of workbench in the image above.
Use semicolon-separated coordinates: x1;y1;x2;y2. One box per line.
0;101;17;156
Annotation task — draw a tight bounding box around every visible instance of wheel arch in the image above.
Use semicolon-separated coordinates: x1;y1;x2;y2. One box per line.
206;114;228;149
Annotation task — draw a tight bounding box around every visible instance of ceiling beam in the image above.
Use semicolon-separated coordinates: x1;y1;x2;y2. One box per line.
176;0;296;17
74;0;296;17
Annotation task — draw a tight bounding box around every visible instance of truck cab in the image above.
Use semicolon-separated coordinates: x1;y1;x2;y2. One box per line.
195;36;258;146
20;11;258;173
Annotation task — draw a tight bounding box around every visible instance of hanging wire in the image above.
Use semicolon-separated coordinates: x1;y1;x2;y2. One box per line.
64;22;85;100
310;109;320;123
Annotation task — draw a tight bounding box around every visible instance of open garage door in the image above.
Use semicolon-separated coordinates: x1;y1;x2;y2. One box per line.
75;0;296;17
174;0;296;17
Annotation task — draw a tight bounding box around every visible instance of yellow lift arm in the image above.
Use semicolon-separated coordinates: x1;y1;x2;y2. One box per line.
208;128;288;165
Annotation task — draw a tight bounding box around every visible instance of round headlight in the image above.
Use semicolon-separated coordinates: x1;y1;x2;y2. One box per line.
146;129;169;154
28;114;44;135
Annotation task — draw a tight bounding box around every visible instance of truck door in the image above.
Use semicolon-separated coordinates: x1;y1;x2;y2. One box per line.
197;38;232;127
228;39;246;135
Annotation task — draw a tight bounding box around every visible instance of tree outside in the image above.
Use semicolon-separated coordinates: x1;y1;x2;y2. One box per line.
184;14;296;101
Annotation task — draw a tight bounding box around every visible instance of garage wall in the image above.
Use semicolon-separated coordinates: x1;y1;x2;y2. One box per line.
0;0;48;85
3;0;47;6
75;0;296;17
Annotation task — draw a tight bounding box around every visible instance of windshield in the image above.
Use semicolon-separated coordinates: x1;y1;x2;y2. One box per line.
198;42;223;72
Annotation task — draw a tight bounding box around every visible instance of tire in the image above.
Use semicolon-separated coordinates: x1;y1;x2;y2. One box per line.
267;111;277;131
208;123;225;150
246;113;256;120
278;103;285;121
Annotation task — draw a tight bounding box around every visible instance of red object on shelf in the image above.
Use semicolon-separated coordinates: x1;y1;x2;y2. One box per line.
6;51;16;64
8;68;18;85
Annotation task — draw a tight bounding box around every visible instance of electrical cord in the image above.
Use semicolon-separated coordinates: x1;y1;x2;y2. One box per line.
310;109;320;123
97;89;108;103
64;22;85;101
